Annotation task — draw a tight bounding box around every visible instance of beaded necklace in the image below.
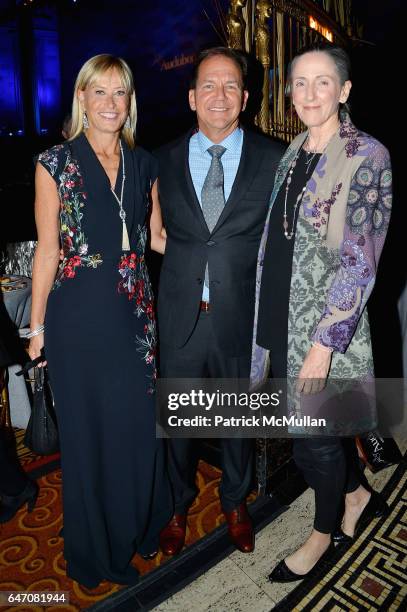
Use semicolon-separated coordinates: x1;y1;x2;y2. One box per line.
283;151;309;240
283;134;333;240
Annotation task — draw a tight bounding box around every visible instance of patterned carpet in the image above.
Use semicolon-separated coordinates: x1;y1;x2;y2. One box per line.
4;432;404;611
0;430;256;611
275;458;407;611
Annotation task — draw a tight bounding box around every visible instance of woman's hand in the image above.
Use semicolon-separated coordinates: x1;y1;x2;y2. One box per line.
28;162;60;371
296;343;332;394
150;180;166;254
28;333;47;367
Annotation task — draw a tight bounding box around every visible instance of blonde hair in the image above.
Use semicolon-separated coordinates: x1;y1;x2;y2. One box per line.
69;54;137;149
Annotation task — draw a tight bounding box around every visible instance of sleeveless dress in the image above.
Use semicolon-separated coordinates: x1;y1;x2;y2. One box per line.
38;133;172;588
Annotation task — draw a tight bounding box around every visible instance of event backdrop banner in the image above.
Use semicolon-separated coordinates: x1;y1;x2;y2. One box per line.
58;0;229;146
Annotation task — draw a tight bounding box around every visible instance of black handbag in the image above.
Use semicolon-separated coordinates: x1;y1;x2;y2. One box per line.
356;431;403;473
24;366;59;455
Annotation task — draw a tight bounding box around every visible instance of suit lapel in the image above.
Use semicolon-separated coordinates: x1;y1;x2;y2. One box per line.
170;132;209;235
212;131;263;233
169;130;265;236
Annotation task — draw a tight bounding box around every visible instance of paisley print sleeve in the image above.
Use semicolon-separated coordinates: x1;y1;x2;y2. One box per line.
37;144;67;183
311;143;392;353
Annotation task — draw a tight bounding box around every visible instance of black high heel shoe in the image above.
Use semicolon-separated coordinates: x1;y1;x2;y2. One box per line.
0;479;39;524
333;491;389;544
269;542;335;583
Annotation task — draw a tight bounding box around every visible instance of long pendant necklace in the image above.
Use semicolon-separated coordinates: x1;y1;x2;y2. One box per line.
283;132;333;240
110;141;130;252
282;153;307;240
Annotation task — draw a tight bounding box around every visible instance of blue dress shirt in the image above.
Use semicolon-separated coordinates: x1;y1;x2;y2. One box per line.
189;127;244;301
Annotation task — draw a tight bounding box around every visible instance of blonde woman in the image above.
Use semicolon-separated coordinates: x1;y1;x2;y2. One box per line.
28;54;171;587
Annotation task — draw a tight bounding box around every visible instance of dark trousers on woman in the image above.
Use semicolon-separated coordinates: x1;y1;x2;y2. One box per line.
268;352;362;535
293;437;361;533
0;427;28;496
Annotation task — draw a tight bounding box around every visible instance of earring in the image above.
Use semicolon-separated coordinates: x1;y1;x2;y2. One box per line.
83;111;89;129
124;116;131;129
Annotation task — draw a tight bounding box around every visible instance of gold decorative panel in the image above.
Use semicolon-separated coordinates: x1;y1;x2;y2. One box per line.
227;0;354;142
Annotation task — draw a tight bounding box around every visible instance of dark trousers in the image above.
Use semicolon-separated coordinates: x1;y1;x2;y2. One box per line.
293;437;361;533
160;311;253;513
0;427;28;496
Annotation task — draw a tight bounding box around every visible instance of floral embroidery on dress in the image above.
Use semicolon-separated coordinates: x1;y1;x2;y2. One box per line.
38;144;65;176
118;225;157;392
39;142;158;394
38;145;103;289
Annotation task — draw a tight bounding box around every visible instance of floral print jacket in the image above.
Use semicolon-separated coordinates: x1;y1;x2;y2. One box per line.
250;116;392;387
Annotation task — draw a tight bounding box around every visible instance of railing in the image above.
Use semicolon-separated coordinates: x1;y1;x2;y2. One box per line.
227;0;352;141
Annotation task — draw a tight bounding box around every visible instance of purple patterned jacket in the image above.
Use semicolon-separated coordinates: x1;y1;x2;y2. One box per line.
250;117;392;387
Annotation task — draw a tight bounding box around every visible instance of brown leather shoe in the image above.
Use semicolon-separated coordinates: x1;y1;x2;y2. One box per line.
224;503;254;553
159;514;187;556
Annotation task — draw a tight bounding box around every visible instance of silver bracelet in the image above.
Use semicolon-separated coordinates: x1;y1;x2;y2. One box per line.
26;325;45;339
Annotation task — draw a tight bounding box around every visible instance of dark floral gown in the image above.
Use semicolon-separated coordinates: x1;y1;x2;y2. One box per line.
38;133;172;588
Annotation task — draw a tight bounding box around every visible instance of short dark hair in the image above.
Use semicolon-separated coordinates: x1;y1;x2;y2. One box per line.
190;46;248;89
287;43;352;117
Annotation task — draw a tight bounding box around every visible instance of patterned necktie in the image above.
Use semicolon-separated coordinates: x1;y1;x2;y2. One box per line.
201;145;226;232
201;145;226;292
